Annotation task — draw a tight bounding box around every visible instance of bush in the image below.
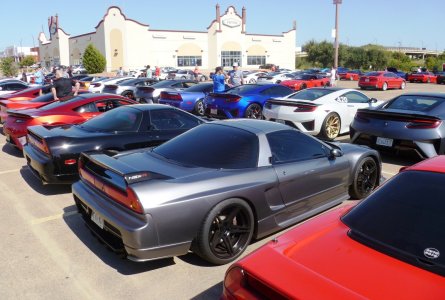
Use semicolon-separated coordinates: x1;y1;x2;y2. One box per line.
83;44;106;74
19;55;35;68
0;57;18;77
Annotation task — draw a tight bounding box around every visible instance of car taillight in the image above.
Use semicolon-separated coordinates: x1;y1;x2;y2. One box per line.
406;119;441;129
64;159;77;165
354;112;370;123
225;96;242;103
223;266;287;300
27;133;50;154
160;91;182;101
293;104;317;112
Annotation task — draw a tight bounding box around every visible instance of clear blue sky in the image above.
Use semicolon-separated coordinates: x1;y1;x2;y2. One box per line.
1;0;444;52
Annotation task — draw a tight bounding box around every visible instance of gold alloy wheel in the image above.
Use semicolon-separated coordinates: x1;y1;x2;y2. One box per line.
325;114;340;139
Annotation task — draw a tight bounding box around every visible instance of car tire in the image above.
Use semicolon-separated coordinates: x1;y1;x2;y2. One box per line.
244;103;263;119
319;113;341;140
348;156;379;199
194;198;254;265
194;99;205;116
249;78;256;84
382;82;388;91
181;76;187;80
122;91;135;100
400;81;406;89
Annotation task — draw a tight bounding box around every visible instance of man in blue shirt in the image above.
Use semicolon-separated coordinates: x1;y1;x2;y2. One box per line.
34;67;45;85
211;66;228;93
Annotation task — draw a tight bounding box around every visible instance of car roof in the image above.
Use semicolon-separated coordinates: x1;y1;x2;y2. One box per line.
211;119;291;135
394;92;445;98
125;104;183;111
404;155;445;173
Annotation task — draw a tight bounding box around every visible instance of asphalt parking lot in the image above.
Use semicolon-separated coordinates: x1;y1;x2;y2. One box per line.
1;80;444;299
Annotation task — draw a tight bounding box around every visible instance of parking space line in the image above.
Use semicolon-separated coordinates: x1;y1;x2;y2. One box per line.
0;168;22;175
31;210;78;225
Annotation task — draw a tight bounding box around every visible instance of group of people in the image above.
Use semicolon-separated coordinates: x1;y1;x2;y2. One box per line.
117;65;162;79
211;62;243;93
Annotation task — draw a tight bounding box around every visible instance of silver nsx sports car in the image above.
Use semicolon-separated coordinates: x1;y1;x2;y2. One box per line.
72;119;382;265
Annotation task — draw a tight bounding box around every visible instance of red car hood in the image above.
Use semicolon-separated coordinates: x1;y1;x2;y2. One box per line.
237;204;445;299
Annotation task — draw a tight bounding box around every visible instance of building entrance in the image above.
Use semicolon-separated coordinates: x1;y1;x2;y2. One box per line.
221;51;241;67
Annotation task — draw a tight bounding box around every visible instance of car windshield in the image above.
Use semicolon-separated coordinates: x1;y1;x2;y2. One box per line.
152;123;259;169
385;95;444;111
225;85;260;95
183;83;212;92
342;170;445;276
150;80;179;88
288;88;336;101
79;106;142;132
29;93;54;103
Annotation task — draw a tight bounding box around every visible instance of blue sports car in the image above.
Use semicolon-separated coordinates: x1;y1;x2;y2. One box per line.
203;84;293;119
159;82;228;116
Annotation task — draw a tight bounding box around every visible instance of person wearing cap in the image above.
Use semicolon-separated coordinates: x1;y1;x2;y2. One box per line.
229;62;243;87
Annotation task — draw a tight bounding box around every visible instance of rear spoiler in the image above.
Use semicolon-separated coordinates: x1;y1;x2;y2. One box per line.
266;99;321;107
356;108;440;121
6;110;32;118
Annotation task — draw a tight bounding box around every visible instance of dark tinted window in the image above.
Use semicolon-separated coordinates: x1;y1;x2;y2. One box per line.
29;93;55;103
342;171;445;275
80;106;142;132
119;79;141;86
267;130;327;163
261;86;293;96
38;95;86;110
343;91;369;103
183;83;213;93
288;88;336;101
385;95;444;112
152;124;259;169
365;72;381;76
150;80;179;88
225;85;260;95
149;109;201;130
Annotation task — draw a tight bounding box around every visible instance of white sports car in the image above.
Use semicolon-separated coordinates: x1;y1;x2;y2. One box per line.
256;72;293;84
263;87;383;140
242;71;267;84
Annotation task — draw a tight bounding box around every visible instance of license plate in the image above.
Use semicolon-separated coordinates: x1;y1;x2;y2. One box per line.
365;78;370;82
275;119;285;124
376;137;393;147
210;108;217;115
91;211;104;229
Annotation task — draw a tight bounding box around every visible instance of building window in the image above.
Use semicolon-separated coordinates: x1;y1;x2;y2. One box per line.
177;56;202;67
247;56;266;66
221;51;241;67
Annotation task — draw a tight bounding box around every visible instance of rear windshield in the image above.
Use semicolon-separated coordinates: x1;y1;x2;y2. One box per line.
385;95;444;112
364;72;381;76
288;88;336;101
184;83;212;92
342;171;445;275
150;80;178;88
152;123;259;169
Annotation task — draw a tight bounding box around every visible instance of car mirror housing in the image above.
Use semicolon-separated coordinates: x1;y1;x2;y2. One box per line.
369;98;378;103
329;148;343;159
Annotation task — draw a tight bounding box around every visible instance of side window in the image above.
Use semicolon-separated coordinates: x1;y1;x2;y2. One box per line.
172;82;183;88
261;86;292;96
150;109;201;130
75;102;98;113
266;130;327;164
343;92;369;103
183;82;197;88
9;83;27;90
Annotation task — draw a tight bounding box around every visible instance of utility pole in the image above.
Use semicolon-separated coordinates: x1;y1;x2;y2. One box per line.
333;0;341;69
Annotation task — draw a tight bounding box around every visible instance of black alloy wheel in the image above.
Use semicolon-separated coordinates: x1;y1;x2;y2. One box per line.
195;199;254;265
244;103;262;119
349;157;378;199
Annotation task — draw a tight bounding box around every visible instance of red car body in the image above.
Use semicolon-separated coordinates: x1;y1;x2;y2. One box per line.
280;75;330;91
222;156;445;300
0;85;49;101
358;71;405;90
339;70;362;81
3;93;136;150
407;72;437;83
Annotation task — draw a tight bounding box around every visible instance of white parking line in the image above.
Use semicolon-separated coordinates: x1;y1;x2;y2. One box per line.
0;168;22;175
31;210;78;225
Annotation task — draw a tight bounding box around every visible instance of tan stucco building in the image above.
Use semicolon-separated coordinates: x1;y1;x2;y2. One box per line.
38;5;296;71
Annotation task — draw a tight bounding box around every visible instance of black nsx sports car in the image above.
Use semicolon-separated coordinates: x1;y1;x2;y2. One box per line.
23;104;204;184
72;119;382;265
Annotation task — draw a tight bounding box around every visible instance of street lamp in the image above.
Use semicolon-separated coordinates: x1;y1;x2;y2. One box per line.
333;0;342;69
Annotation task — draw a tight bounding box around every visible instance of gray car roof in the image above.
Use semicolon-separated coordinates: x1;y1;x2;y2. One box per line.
211;119;292;135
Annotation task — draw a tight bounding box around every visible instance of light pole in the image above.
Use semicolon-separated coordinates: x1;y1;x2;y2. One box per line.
333;0;341;69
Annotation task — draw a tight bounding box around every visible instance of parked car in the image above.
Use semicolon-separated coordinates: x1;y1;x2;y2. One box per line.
159;82;228;116
72;119;381;264
242;71;267;84
256;72;294;84
204;84;293;119
437;72;445;84
350;92;445;158
0;85;49;101
3;93;136;150
386;67;407;79
134;79;198;103
88;76;133;93
358;71;406;90
23;104;204;184
0;80;30;96
280;74;330;91
407;71;437;83
263;88;382;140
102;78;156;100
78;76;109;89
339;69;363;81
167;69;207;81
222;155;445;299
72;65;87;74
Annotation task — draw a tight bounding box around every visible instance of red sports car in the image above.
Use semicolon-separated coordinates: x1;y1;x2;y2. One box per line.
407;72;437;83
0;85;50;101
358;71;406;90
280;74;330;91
222;156;445;299
3;93;136;150
339;70;363;81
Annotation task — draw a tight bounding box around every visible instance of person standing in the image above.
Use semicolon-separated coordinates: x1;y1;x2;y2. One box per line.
21;70;27;83
67;66;73;78
34;67;45;85
330;66;337;87
51;69;80;101
211;66;228;93
155;66;161;80
146;65;153;79
229;62;243;87
193;65;200;81
117;67;124;76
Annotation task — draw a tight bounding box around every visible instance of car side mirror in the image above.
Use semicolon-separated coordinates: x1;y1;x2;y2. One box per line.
368;98;378;103
329;148;343;159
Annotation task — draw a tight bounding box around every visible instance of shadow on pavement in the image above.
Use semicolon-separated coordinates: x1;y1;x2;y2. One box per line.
380;150;422;166
191;281;223;300
62;206;175;275
2;143;23;157
19;166;72;195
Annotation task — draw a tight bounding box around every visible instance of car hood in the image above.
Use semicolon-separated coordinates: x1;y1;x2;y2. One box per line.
238;205;445;299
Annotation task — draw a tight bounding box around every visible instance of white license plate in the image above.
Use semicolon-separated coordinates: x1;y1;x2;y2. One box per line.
275;119;285;124
376;137;393;147
365;78;370;82
210;108;217;115
91;211;104;229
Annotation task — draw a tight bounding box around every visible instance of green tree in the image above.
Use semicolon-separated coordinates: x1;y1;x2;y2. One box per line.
82;44;106;74
304;40;334;67
19;55;35;68
0;57;18;77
